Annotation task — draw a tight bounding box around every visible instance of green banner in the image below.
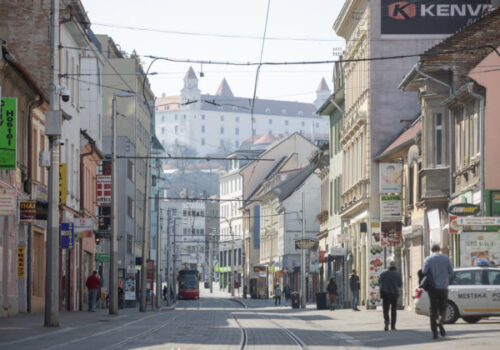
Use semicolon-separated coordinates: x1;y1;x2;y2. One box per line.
214;266;220;272
0;98;17;169
95;253;110;262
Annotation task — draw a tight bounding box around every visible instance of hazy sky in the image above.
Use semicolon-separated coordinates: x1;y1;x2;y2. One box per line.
81;0;345;103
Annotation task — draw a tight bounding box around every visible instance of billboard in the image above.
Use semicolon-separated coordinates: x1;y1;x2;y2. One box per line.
381;0;492;35
379;163;402;193
460;231;500;266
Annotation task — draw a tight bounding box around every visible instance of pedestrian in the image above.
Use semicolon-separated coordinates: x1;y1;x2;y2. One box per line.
349;269;361;311
284;284;291;305
162;285;167;301
326;277;338;311
86;270;100;312
274;284;282;305
379;259;402;331
422;244;454;340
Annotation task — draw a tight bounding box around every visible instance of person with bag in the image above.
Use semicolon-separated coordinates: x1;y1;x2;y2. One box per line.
326;278;338;311
349;269;361;311
379;259;402;331
274;284;282;305
421;244;454;339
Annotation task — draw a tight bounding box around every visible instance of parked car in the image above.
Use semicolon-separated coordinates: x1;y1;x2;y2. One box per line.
414;266;500;324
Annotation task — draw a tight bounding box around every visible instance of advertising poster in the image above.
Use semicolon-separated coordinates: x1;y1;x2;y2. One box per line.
368;222;383;308
0;97;17;170
460;231;500;267
381;0;492;35
380;194;402;219
381;221;403;247
379;163;402;193
124;278;136;300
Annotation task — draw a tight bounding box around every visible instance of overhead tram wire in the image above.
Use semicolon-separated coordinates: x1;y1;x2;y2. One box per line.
116;155;274;161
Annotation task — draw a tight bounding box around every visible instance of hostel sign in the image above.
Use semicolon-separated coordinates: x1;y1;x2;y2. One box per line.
0;97;17;169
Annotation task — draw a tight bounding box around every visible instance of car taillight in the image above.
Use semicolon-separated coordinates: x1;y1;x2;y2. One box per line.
414;288;423;299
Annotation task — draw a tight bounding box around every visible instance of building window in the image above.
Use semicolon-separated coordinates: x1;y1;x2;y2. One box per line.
127;160;134;181
285;120;289;126
175;125;178;133
268;119;272;124
127;197;133;218
201;114;205;120
409;163;415;207
201;125;205;133
183;114;186;119
161;127;165;134
301;121;305;127
127;234;133;254
201;138;205;146
161;116;165;122
236;116;239;122
220;127;224;134
235;127;239;135
220;115;224;121
435;113;443;167
235;140;239;148
175;114;178;120
265;108;270;113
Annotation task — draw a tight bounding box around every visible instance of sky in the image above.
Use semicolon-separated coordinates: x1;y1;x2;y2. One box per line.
80;0;345;103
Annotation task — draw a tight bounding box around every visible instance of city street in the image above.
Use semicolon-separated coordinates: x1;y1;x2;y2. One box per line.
1;286;500;350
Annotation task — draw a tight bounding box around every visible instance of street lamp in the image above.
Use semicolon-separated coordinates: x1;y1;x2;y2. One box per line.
110;91;134;315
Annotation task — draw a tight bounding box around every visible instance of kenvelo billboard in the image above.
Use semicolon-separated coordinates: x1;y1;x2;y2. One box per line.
381;0;492;35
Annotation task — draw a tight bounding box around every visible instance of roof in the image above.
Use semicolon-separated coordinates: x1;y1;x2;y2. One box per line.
273;163;318;201
184;66;197;80
316;78;330;92
215;78;234;97
377;118;422;159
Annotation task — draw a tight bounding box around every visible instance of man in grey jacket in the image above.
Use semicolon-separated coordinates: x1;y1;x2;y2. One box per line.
379;259;402;331
422;244;454;339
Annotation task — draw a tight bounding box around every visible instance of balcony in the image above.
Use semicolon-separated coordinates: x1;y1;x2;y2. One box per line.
419;167;449;208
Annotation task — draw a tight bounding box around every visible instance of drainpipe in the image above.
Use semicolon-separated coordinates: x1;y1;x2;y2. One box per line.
467;85;485;215
415;65;452;257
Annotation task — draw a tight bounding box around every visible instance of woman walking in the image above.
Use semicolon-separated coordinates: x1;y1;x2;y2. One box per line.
326;278;338;311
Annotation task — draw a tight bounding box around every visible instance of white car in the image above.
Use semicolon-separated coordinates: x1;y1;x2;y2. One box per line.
414;266;500;324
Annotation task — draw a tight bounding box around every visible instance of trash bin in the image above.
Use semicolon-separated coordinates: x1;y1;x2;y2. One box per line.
316;292;328;310
204;281;209;289
291;292;300;309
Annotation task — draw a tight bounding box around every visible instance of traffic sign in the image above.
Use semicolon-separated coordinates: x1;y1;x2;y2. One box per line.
456;217;500;226
295;238;318;249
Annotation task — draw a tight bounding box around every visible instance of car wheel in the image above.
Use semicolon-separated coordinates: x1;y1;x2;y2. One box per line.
462;316;481;324
443;301;459;324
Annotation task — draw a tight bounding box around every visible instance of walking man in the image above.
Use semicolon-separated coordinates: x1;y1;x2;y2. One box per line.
86;270;100;312
274;284;282;305
422;244;454;339
284;284;291;305
326;277;338;311
349;269;360;311
379;259;402;331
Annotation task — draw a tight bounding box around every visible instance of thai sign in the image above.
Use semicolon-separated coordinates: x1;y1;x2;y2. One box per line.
381;221;403;247
460;231;500;266
381;0;492;35
379;163;402;193
19;200;37;222
0;98;17;169
381;194;402;219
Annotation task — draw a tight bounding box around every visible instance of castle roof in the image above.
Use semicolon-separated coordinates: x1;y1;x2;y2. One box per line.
184;66;197;80
215;78;234;97
316;78;329;92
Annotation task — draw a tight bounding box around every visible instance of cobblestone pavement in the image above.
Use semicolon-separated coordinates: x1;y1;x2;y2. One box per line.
1;285;500;350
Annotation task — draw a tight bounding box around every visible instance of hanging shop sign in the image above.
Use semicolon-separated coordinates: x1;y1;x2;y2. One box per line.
381;194;402;219
73;217;94;238
295;238;318;250
60;222;74;249
381;0;493;35
59;163;67;205
379;163;402;193
0;188;16;216
448;203;480;216
19;200;37;222
96;175;112;205
0;97;17;170
17;246;25;278
381;221;403;247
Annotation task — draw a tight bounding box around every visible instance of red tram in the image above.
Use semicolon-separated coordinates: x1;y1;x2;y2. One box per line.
177;270;200;300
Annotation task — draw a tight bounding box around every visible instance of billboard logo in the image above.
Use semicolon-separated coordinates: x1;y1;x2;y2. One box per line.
388;1;416;20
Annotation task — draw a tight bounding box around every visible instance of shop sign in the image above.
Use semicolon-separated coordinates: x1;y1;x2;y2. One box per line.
17;246;25;278
94;253;110;262
490;190;500;216
0;98;17;169
124;278;136;300
381;221;403;247
96;175;112;205
457;217;500;226
19;200;37;222
60;222;74;249
379;163;402;193
381;0;492;35
380;194;402;219
253;265;266;272
73;217;94;238
448;203;480;216
460;231;500;267
295;238;318;250
0;188;16;215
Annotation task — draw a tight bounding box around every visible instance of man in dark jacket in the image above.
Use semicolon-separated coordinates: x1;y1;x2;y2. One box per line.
379;260;402;331
349;269;360;311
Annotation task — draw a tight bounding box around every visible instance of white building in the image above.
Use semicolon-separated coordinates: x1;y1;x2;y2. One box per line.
155;68;330;156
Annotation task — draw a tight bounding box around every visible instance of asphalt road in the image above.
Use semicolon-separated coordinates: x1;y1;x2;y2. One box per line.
1;287;499;350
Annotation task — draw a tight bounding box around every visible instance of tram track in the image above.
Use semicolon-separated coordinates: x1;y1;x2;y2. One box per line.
230;299;307;350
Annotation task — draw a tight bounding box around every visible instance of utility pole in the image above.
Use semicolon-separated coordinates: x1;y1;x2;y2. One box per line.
301;192;306;308
45;0;61;327
209;232;213;293
140;156;150;312
155;193;161;309
229;220;235;297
